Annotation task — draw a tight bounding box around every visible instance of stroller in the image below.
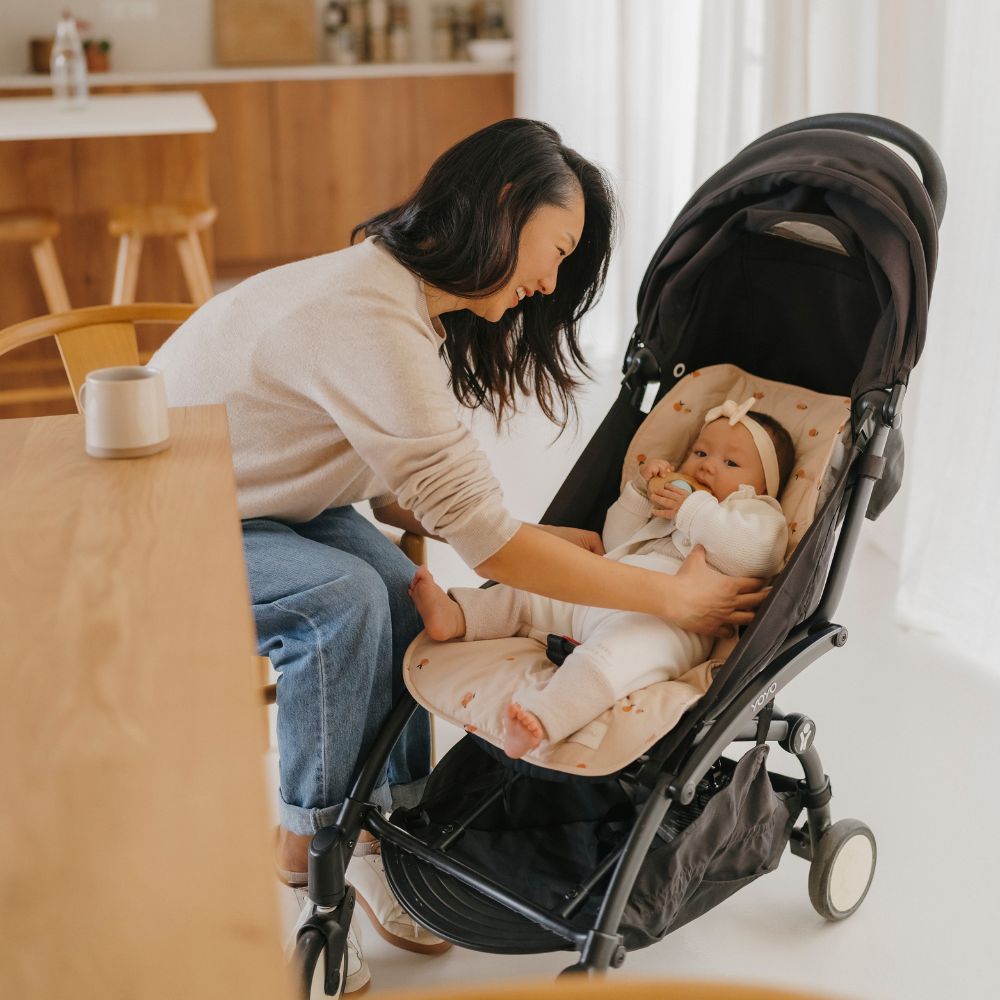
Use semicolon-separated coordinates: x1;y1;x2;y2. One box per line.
292;112;945;995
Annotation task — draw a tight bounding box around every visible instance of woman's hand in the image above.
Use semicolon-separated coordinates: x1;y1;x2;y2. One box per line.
665;545;769;637
536;523;606;555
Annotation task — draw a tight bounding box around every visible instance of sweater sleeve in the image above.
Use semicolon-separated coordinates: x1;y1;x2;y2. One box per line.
285;299;520;569
673;487;788;577
602;481;654;551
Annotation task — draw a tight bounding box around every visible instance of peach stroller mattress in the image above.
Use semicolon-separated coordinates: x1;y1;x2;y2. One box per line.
404;364;852;776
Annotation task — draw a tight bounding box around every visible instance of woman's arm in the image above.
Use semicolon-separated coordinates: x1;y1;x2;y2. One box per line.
475;523;766;637
374;501;604;553
373;500;444;540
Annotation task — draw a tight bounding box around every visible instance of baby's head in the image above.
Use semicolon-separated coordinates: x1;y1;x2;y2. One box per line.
679;401;795;501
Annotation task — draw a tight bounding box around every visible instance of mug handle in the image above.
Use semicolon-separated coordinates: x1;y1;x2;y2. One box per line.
78;382;87;413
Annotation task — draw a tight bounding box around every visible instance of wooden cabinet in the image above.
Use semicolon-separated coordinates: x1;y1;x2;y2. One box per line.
0;71;514;416
215;72;514;272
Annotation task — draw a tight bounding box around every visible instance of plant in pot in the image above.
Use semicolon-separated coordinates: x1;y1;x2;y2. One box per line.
83;38;111;72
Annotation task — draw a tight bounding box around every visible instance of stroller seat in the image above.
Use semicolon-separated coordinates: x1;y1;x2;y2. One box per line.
403;363;852;776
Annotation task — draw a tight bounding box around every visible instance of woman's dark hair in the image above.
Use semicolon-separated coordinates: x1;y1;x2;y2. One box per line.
352;118;618;427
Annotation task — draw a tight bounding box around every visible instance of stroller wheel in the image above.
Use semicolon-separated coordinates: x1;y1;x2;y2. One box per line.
294;927;347;999
808;818;877;921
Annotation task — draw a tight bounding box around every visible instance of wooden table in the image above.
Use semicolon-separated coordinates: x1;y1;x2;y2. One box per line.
0;405;292;1000
0;93;216;416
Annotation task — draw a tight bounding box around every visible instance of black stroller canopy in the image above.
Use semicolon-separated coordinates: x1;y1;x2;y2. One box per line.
633;117;942;403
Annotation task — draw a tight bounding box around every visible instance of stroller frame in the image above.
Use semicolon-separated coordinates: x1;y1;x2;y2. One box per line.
293;111;944;993
293;380;898;992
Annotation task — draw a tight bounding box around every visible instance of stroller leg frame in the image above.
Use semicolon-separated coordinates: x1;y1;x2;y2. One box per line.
293;694;420;998
309;691;420;906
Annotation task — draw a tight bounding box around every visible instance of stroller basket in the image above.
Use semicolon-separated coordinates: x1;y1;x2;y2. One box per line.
378;738;801;954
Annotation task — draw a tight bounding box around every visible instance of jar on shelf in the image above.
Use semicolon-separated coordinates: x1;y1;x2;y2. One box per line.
450;5;474;61
431;5;454;61
367;0;389;62
388;3;411;63
325;0;364;63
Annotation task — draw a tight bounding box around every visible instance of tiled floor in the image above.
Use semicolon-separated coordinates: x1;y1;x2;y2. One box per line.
271;357;1000;999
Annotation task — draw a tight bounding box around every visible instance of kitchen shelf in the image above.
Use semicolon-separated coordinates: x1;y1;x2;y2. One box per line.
0;60;513;91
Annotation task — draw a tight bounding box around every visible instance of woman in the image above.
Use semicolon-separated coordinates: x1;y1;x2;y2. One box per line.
150;119;766;980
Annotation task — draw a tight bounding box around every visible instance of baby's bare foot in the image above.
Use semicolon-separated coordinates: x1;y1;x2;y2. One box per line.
409;565;466;641
503;703;545;759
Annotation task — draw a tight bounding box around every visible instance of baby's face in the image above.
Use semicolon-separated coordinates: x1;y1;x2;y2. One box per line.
679;418;767;499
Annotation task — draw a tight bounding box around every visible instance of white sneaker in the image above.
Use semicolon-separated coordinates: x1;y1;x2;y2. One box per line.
347;845;451;955
288;886;372;996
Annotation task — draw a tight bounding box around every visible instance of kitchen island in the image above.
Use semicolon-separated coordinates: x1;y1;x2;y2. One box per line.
0;91;215;415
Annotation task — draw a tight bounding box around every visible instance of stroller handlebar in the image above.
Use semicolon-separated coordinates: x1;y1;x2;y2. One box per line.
749;112;947;224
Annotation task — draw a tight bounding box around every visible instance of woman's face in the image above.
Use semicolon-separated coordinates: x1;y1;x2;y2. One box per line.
472;187;586;323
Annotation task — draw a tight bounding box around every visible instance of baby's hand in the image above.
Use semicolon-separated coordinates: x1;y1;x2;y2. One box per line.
649;483;689;519
640;458;675;484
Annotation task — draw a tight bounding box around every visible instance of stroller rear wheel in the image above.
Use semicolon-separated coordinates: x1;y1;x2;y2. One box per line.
808;818;877;920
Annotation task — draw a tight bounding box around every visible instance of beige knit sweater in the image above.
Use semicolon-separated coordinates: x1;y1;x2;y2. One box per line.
149;238;520;568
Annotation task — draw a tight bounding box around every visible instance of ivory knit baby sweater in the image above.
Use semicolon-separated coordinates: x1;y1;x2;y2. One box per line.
149;238;520;568
602;480;788;578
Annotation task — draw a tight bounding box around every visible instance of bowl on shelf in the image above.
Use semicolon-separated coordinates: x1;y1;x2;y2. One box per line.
467;38;514;64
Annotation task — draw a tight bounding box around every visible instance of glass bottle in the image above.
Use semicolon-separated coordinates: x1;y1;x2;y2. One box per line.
50;10;88;110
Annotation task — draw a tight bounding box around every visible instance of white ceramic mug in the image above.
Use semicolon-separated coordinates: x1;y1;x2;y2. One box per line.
79;366;170;459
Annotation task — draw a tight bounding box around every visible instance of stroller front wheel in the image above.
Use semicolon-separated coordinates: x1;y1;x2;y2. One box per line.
294;926;346;999
808;818;877;920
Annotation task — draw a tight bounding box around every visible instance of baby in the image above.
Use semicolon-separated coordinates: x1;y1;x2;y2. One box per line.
410;398;795;759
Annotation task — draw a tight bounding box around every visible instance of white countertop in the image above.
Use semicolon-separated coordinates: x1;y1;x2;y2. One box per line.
0;60;515;91
0;91;217;141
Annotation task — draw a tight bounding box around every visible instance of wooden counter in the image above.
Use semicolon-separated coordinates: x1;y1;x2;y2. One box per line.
0;404;292;1000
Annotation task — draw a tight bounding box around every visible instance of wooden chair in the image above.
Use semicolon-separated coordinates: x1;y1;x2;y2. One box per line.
375;979;844;1000
0;209;71;314
0;303;427;723
108;202;218;306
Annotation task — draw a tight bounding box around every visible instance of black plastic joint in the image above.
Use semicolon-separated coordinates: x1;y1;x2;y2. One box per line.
779;714;817;755
799;776;833;811
308;825;349;907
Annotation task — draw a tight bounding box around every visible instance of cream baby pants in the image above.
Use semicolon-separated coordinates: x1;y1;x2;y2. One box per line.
449;579;713;744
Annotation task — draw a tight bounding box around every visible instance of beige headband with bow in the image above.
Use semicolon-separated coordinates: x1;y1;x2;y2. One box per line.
702;397;780;498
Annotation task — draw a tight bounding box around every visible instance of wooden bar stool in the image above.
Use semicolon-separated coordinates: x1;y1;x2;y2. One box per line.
108;202;217;306
0;210;71;314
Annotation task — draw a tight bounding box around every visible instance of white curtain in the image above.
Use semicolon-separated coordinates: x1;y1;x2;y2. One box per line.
516;0;997;670
895;3;1000;668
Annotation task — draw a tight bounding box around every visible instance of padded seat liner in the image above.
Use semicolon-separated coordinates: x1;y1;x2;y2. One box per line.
404;365;852;776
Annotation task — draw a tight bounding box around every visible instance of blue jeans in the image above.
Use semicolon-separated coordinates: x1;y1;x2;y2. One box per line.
242;507;430;835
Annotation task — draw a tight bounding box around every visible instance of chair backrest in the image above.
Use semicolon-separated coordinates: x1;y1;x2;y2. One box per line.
0;303;195;411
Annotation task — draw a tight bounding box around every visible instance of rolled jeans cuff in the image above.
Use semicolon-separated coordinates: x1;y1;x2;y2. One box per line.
278;782;393;836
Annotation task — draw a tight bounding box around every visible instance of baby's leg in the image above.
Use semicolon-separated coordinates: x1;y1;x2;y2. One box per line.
447;584;574;643
518;610;713;746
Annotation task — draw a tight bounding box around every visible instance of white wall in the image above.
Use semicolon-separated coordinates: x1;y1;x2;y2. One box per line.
0;0;514;74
